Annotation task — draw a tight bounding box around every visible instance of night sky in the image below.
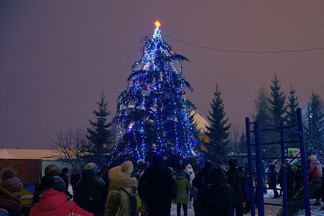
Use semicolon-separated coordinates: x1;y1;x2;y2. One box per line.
1;1;323;149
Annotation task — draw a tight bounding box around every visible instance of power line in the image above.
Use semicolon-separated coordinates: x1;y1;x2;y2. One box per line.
165;35;324;54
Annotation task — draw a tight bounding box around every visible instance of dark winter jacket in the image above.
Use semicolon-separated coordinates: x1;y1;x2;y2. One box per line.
0;186;21;216
138;155;175;216
70;172;81;191
196;167;234;216
269;168;277;188
105;177;138;216
74;169;106;216
174;172;191;204
33;175;66;204
226;167;244;204
29;188;93;216
0;176;23;216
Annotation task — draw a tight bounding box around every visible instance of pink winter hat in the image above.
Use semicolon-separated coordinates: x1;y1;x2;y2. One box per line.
0;177;23;193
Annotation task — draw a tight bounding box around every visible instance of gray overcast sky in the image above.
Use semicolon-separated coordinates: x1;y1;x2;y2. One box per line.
1;1;323;149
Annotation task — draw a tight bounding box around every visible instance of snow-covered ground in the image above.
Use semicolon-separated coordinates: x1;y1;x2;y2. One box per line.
248;198;324;216
247;190;324;216
70;183;323;216
168;191;324;216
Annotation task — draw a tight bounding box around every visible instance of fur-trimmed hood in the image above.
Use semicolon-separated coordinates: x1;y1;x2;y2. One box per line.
108;177;138;196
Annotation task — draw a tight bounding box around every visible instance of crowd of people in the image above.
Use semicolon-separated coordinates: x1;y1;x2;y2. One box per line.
0;153;323;216
267;154;324;207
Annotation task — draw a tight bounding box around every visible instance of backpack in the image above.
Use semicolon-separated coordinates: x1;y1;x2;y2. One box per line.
312;162;323;183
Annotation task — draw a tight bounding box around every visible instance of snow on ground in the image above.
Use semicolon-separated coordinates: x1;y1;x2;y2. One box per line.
168;192;324;216
247;194;324;216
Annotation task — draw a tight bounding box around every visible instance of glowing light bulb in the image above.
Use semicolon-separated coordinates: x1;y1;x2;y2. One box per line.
155;20;161;28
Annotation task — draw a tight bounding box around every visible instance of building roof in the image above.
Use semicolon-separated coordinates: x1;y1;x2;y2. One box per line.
0;149;60;160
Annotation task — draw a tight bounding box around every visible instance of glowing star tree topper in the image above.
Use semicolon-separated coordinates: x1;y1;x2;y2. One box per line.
154;20;161;28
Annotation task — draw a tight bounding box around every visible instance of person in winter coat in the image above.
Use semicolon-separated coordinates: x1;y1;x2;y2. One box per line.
33;164;67;204
0;168;24;216
196;167;234;216
286;164;296;201
184;164;195;185
59;167;73;199
308;155;322;205
105;161;138;216
138;154;175;216
226;159;244;216
74;163;106;216
184;164;196;207
269;164;279;199
308;155;322;183
174;169;192;216
70;170;81;194
28;175;93;216
192;160;212;189
192;160;212;215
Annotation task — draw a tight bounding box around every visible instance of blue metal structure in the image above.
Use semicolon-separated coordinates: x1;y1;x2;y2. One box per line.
245;108;311;216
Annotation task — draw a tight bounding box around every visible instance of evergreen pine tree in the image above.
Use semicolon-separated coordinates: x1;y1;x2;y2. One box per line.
237;132;247;154
254;87;271;124
253;87;274;156
268;74;287;126
205;84;231;164
286;85;299;144
110;21;198;165
286;86;299;126
305;92;324;155
86;92;112;167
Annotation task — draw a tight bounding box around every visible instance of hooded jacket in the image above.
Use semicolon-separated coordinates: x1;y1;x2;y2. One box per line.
105;177;138;216
196;167;234;216
74;169;106;215
28;188;93;216
174;172;191;204
105;161;138;216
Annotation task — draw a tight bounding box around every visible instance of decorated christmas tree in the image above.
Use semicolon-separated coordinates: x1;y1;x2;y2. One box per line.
110;21;198;165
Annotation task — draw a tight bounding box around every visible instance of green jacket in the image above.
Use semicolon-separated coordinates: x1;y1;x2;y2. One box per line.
174;173;191;204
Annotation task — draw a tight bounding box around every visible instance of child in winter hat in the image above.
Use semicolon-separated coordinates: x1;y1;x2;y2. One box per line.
0;168;23;215
0;168;23;194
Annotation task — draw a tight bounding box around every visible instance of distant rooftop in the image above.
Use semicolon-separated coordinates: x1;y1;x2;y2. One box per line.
0;149;60;160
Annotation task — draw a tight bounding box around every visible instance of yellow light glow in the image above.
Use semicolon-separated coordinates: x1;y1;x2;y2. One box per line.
155;20;161;28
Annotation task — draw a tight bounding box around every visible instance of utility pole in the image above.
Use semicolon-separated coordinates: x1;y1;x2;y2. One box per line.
307;102;312;153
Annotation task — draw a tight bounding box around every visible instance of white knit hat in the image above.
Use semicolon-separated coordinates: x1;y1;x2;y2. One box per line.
108;161;134;182
84;162;97;170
